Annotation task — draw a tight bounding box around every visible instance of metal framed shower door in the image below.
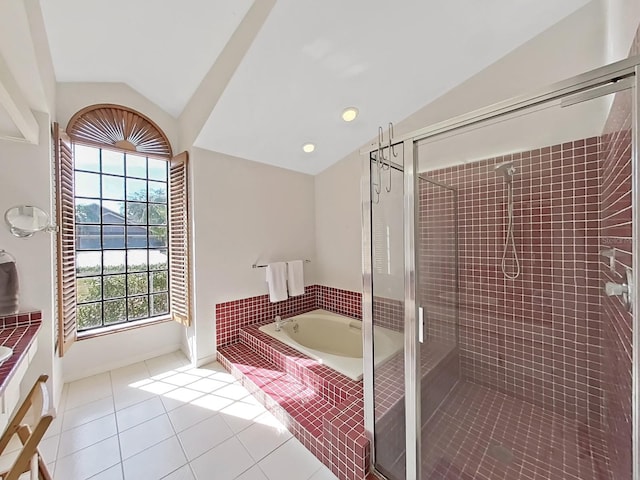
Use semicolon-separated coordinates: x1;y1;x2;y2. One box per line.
361;54;640;480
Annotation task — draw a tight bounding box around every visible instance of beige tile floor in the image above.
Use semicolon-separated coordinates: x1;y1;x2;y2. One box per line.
0;352;339;480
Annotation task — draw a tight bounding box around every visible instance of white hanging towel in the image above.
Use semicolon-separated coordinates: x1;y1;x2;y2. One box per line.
266;262;288;302
287;260;305;296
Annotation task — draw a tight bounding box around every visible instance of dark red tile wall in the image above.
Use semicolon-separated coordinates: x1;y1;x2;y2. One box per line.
599;24;639;480
372;296;403;332
0;310;41;328
419;178;458;345
426;137;603;426
215;285;362;347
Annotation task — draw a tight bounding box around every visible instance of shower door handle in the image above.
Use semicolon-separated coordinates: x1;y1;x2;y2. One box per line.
418;307;424;343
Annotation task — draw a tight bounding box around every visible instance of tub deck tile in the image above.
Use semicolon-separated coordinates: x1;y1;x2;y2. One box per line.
218;342;333;439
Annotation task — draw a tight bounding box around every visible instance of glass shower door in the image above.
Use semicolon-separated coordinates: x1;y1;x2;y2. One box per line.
412;79;636;480
368;144;407;480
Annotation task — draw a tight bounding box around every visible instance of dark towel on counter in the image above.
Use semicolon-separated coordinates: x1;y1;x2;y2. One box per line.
0;262;19;315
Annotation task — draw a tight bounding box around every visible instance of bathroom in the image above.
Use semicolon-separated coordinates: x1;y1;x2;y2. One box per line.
0;1;638;479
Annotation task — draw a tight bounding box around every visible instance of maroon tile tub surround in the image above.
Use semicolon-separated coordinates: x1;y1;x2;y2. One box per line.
215;285;362;347
426;138;603;426
0;310;42;395
218;324;368;480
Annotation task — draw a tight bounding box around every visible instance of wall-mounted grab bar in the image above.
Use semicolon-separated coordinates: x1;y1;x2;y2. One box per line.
252;259;311;269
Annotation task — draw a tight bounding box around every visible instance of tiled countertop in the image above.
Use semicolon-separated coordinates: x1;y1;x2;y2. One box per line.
0;311;41;395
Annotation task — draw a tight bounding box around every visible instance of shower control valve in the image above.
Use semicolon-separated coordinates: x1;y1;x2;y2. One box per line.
605;282;628;297
604;267;634;313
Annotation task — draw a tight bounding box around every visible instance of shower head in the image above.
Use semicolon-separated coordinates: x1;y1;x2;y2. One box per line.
494;161;516;181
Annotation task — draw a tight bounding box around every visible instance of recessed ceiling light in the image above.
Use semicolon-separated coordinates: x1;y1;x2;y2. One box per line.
302;143;315;153
341;107;359;122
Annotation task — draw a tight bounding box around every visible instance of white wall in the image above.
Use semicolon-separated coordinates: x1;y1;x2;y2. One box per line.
314;154;362;293
190;148;316;364
0;112;58;402
61;321;182;382
605;0;640;62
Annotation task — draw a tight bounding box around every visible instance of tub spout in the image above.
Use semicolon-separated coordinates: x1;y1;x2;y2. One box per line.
274;316;292;332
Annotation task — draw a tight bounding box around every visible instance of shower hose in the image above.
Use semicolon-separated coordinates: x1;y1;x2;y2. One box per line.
501;182;521;280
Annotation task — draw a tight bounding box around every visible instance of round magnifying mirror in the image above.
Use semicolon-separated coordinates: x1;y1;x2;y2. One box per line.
4;205;51;238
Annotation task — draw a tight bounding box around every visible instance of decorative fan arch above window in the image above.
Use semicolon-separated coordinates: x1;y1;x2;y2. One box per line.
66;104;173;158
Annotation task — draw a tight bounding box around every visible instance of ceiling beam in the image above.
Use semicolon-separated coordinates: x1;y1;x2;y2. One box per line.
0;52;39;144
178;0;276;151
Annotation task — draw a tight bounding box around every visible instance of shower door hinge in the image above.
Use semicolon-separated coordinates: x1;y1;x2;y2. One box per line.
418;307;424;343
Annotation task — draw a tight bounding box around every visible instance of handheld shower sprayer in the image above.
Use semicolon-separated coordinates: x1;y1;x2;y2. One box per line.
495;161;520;279
495;161;516;182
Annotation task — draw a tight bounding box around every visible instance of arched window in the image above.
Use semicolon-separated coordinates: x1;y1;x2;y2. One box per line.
54;105;190;356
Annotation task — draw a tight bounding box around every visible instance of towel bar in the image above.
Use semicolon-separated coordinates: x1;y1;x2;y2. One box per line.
252;259;311;269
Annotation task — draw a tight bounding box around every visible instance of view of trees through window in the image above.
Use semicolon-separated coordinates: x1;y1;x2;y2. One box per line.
74;144;170;330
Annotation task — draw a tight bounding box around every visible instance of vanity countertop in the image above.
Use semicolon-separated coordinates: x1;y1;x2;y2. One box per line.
0;311;41;395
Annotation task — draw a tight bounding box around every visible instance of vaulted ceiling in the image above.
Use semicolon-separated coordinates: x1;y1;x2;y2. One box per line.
38;0;594;174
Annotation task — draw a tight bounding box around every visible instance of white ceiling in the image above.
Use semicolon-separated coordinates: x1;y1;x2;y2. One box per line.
40;0;253;117
195;0;590;174
38;0;593;174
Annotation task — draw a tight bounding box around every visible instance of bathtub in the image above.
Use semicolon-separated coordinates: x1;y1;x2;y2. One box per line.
258;309;403;381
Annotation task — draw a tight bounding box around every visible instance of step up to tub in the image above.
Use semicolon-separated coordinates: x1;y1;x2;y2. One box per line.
218;327;369;480
217;342;333;438
239;323;362;403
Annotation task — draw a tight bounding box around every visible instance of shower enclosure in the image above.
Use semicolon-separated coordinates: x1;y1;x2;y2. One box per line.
363;56;640;480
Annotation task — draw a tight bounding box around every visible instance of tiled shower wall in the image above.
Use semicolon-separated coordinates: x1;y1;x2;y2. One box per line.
426;137;603;426
600;25;639;480
418;177;458;345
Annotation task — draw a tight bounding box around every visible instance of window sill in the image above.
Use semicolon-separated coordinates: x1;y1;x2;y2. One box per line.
77;315;174;341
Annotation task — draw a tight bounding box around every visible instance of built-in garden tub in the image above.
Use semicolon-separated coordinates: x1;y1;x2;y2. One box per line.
259;308;402;380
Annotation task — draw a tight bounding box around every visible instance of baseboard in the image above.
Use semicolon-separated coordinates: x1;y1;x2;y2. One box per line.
196;353;218;367
62;343;182;383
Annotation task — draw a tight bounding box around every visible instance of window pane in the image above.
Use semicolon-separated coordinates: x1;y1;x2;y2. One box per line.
103;274;126;299
75;199;100;223
150;270;168;293
126;154;147;178
104;299;126;325
127;296;149;320
149;249;168;271
148;182;167;203
127;226;148;248
78;303;102;330
76;225;101;250
149;226;167;248
151;293;169;316
127;178;147;202
102;201;125;224
103;225;125;249
73;146;171;330
102;175;125;200
104;250;126;274
102;150;124;175
127;273;148;296
126;203;147;225
77;277;102;303
75;172;100;198
76;251;102;277
148;205;167;225
75;145;100;172
148;158;167;181
127;249;148;272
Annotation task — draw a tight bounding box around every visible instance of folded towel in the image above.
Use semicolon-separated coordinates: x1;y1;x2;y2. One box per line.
0;262;19;315
287;260;305;297
266;262;288;302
